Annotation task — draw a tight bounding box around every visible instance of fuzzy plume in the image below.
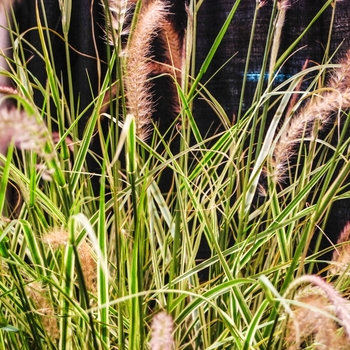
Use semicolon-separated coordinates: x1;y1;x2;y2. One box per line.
269;0;290;77
152;18;184;115
156;20;183;82
284;275;350;349
149;311;174;350
258;0;268;9
286;286;349;350
0;0;15;6
44;230;96;291
104;0;137;43
330;221;350;275
27;281;59;340
0;107;51;157
271;51;350;181
100;1;136;114
328;50;350;91
102;0;183;126
124;0;169;140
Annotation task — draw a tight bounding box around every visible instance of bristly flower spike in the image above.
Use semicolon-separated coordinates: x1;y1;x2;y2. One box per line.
124;0;169;140
0;107;51;157
149;311;174;350
104;0;137;44
271;50;350;182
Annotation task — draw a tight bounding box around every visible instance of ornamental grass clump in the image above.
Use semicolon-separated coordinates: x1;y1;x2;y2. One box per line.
1;1;350;349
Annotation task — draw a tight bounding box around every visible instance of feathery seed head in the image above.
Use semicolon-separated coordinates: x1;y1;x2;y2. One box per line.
44;230;96;290
328;50;350;92
150;311;174;350
286;285;349;349
0;107;51;157
258;1;267;9
284;275;350;349
277;0;291;10
0;0;15;5
103;0;183;132
157;20;184;81
43;229;69;249
330;221;350;275
271;50;350;182
125;0;169;140
104;0;137;42
27;281;59;340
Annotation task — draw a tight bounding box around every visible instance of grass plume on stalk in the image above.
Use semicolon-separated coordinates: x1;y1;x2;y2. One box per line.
149;311;174;350
271;50;350;181
153;19;184;115
27;281;59;341
104;0;137;41
284;275;350;349
44;229;96;291
269;0;290;78
104;0;182;123
0;107;52;157
156;19;184;83
124;0;169;140
330;221;350;275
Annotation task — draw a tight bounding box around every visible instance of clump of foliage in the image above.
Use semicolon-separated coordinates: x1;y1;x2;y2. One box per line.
0;0;349;349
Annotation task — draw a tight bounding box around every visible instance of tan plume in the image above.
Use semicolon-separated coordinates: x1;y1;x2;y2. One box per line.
271;51;350;181
285;285;349;350
124;0;169;140
152;19;184;115
27;281;59;340
155;20;183;83
330;221;350;275
0;107;51;157
284;274;350;349
44;230;96;291
269;0;291;77
102;0;184;128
